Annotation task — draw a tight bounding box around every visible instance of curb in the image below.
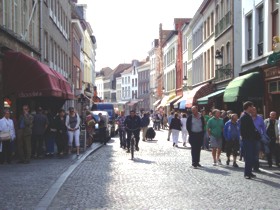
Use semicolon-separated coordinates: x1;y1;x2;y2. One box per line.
35;143;104;210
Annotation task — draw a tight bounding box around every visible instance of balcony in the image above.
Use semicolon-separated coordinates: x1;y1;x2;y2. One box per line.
214;63;233;83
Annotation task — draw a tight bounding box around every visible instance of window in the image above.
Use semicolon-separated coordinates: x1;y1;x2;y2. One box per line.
258;6;264;44
247;14;252;60
135;79;137;87
226;42;230;64
76;67;80;89
272;0;279;41
132;79;134;87
211;12;214;33
44;32;48;60
13;0;19;33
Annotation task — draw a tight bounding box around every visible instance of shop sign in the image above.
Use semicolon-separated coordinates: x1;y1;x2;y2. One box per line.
19;91;43;97
265;67;280;79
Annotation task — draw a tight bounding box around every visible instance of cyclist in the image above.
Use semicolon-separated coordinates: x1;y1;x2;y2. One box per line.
124;110;141;153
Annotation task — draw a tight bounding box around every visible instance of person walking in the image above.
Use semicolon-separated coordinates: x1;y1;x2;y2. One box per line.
45;109;56;157
201;109;210;150
264;111;280;167
98;113;107;145
66;107;81;156
251;107;266;171
180;113;188;147
186;106;205;168
167;111;174;141
141;112;150;141
0;108;16;164
170;113;182;147
207;109;224;166
55;109;68;156
31;107;48;158
116;111;127;149
17;105;33;164
223;113;240;167
240;101;260;179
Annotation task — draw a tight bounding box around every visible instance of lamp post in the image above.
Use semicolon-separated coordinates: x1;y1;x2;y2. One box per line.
215;50;223;69
182;76;188;91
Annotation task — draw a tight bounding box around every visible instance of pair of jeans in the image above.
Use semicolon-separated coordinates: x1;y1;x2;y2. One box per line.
189;132;204;166
46;131;56;154
119;129;126;148
243;140;258;176
32;134;45;157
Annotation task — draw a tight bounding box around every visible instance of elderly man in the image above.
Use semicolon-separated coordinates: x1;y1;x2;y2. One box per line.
264;111;280;167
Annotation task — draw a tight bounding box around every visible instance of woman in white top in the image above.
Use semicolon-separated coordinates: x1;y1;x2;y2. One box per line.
0;108;16;164
181;113;188;147
65;107;81;156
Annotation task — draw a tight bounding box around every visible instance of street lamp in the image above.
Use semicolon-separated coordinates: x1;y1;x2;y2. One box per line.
215;50;223;69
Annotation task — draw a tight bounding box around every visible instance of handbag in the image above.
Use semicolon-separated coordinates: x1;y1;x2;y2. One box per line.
0;131;11;141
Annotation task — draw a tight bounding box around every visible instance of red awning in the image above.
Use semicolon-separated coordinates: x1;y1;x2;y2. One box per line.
185;83;213;108
3;52;74;99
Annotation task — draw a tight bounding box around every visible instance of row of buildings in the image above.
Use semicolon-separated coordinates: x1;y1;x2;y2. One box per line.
95;0;280;117
0;0;96;116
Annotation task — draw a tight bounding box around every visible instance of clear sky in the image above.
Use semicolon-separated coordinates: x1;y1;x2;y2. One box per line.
77;0;204;71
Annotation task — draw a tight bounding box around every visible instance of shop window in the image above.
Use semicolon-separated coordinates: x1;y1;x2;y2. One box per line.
269;81;278;92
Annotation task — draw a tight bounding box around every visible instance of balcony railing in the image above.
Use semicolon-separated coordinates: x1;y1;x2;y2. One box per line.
214;63;233;83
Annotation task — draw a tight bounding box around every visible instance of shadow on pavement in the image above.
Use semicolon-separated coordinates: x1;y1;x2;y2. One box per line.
132;158;155;164
199;166;231;176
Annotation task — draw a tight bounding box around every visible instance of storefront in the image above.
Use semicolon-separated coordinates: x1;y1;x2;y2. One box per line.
3;51;74;116
263;65;280;118
223;71;263;115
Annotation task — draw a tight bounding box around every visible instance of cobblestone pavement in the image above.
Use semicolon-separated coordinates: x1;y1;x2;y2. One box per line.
0;143;102;210
48;129;280;210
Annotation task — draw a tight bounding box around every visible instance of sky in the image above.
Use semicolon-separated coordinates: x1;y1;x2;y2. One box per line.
77;0;204;71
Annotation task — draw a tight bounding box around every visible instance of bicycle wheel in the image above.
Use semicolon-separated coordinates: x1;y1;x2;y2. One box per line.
131;136;134;160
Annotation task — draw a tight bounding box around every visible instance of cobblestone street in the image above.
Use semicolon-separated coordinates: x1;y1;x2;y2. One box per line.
48;129;280;210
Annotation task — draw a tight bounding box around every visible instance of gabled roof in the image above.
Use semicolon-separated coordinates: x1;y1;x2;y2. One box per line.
96;67;113;77
112;63;132;78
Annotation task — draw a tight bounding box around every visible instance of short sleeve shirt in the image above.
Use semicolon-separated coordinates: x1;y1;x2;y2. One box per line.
207;117;224;138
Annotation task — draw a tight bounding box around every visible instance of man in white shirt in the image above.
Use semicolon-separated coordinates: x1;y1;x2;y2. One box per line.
0;108;16;164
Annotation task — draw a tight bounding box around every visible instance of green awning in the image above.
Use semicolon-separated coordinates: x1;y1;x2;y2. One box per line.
223;72;262;102
197;89;225;105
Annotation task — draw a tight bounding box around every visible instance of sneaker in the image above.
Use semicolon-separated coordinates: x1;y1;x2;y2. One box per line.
197;163;202;167
218;159;222;165
183;142;186;147
135;146;139;151
226;160;230;165
213;162;217;166
173;143;175;147
233;162;239;167
126;149;130;153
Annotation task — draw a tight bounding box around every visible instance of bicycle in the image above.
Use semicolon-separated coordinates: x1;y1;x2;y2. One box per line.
126;127;140;160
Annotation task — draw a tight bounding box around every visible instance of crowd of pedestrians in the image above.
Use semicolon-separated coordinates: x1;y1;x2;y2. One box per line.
0;105;85;164
151;102;280;178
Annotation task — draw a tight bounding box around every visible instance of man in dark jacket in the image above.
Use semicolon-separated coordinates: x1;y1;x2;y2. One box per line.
124;110;141;152
240;101;259;179
186;106;205;168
